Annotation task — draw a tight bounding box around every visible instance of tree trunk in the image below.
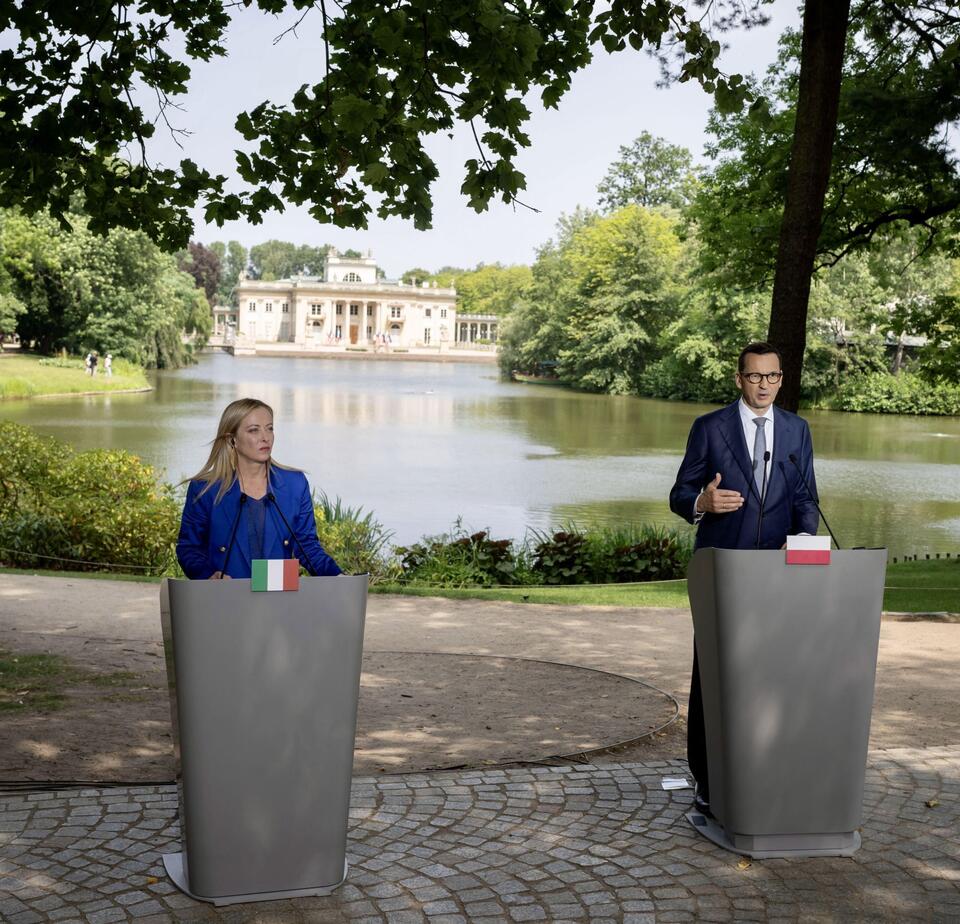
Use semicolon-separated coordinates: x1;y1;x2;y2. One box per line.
767;0;851;412
891;337;905;376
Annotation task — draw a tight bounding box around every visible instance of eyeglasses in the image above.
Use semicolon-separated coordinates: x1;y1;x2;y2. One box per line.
739;371;783;384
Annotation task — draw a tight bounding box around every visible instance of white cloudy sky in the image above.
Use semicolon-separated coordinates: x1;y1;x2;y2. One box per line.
147;1;801;277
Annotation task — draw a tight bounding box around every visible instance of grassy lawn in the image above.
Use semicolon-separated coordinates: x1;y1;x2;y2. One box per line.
0;648;138;712
373;557;959;613
0;353;149;398
882;558;960;613
2;558;956;613
371;580;691;607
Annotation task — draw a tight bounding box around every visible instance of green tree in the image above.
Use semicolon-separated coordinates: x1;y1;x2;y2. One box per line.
0;0;762;248
400;267;432;285
499;209;595;376
210;240;248;305
456;264;532;316
500;206;684;393
557;206;683;392
5;1;958;412
0;208;209;366
692;3;960;407
597;132;698;212
248;241;328;280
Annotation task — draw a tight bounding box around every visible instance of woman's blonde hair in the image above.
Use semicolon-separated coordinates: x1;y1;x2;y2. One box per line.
185;398;297;503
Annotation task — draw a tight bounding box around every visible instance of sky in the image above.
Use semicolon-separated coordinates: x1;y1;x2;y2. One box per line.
147;1;801;278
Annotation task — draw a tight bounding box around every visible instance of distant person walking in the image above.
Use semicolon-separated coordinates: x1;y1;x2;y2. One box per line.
104;354;113;377
89;352;98;376
84;352;93;375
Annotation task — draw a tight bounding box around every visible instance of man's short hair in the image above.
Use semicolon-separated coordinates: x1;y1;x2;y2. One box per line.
738;341;783;372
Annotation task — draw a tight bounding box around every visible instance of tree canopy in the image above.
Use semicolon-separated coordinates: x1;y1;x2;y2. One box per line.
597;132;698;212
0;208;210;365
0;0;766;250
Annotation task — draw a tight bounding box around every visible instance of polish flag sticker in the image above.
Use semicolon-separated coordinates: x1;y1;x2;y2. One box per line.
786;535;832;565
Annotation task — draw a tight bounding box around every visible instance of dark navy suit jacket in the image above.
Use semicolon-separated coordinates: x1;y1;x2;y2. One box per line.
176;467;341;579
669;400;819;550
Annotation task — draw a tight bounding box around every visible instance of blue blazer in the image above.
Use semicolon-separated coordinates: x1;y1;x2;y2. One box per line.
176;467;342;579
669;400;819;550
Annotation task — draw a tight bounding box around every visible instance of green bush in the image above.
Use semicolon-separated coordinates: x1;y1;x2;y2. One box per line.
531;523;694;585
396;523;532;587
836;372;960;415
0;423;179;575
530;530;593;584
313;491;397;583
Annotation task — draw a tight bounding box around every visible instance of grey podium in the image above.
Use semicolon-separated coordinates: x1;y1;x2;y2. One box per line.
159;574;368;905
686;548;886;859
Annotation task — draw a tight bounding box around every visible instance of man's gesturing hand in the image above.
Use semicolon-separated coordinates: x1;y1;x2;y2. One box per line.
696;473;744;515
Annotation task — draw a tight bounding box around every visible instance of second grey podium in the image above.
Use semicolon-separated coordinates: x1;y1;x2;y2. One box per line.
686;548;886;858
160;574;367;905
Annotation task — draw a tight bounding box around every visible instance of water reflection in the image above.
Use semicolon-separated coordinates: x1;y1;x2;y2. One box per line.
3;353;959;556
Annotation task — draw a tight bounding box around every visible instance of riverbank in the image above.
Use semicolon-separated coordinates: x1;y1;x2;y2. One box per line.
212;341;499;363
0;354;150;399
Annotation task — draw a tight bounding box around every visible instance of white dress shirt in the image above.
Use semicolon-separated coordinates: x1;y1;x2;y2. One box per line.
738;398;774;489
693;399;775;521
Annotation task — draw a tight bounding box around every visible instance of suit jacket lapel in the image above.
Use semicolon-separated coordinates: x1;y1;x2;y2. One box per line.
767;408;792;506
718;402;757;497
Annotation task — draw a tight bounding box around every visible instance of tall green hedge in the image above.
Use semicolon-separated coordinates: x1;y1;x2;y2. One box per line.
0;422;180;575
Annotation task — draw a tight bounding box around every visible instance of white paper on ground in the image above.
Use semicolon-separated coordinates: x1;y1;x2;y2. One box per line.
661;777;691;790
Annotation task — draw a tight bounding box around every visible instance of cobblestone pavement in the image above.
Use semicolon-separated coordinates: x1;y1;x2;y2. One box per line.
1;747;958;924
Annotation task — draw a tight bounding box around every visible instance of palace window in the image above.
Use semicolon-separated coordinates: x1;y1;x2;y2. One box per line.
265;302;273;312
336;304;343;315
310;303;323;316
248;301;256;312
425;308;432;318
390;306;402;318
440;308;447;318
344;272;362;282
350;305;359;316
281;302;289;314
423;328;431;344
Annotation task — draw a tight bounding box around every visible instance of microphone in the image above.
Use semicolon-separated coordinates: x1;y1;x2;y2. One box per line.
788;453;842;549
221;493;247;576
265;492;316;576
755;450;770;549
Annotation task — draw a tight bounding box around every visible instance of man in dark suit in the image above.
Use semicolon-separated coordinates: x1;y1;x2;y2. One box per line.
669;341;820;815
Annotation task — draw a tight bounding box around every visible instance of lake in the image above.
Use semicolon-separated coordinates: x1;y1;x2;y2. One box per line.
4;353;960;556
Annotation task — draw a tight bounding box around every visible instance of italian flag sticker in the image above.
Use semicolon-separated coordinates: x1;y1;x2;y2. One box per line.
785;535;832;566
251;558;300;591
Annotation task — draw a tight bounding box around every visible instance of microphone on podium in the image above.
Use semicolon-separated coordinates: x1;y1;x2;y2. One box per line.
221;493;247;576
266;492;316;576
755;450;770;549
788;453;842;549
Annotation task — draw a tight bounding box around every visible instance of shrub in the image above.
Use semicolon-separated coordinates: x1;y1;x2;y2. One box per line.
396;523;531;587
313;491;397;583
0;424;180;575
530;529;593;584
607;528;694;582
530;523;694;584
836;373;960;416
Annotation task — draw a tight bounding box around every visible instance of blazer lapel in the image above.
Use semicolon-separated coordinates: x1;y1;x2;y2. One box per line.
718;402;757;496
767;408;793;507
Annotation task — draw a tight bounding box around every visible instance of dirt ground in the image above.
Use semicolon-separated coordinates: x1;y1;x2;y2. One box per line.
1;574;957;782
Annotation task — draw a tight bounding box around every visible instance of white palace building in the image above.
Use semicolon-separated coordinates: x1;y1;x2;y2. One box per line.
212;250;499;354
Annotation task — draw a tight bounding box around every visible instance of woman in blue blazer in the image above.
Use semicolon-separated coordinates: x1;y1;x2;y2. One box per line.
176;398;341;579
